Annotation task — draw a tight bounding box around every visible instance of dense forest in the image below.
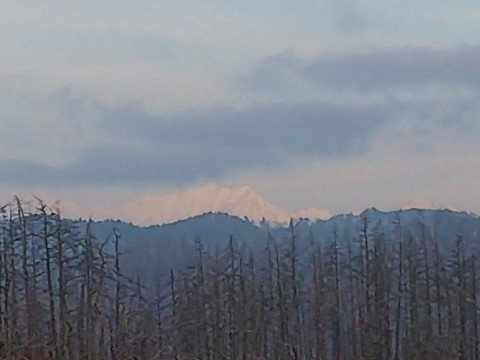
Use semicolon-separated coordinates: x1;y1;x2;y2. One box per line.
0;199;479;359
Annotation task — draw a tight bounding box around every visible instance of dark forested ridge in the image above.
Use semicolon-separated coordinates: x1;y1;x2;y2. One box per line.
1;199;480;359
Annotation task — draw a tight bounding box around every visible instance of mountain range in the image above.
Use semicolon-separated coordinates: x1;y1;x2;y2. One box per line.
86;206;480;282
115;184;331;226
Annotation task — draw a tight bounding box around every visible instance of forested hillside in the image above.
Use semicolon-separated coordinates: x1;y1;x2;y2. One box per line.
1;199;480;359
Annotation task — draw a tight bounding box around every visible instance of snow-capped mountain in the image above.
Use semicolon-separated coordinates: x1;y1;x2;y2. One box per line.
117;184;331;226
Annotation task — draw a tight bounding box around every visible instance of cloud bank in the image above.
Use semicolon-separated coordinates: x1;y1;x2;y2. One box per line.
1;2;480;218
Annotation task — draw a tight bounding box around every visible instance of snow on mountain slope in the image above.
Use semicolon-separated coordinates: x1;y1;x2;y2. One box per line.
117;184;330;226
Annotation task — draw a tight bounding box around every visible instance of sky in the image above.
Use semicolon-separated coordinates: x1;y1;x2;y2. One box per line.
2;1;480;219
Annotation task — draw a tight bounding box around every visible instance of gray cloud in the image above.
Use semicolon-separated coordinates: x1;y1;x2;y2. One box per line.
1;100;385;187
0;160;57;186
6;44;480;189
251;45;480;92
100;101;385;153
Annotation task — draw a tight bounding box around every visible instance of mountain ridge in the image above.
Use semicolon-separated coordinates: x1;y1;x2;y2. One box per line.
85;206;480;280
116;183;331;226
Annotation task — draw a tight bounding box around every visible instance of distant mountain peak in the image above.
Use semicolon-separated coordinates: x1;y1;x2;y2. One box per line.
116;184;331;226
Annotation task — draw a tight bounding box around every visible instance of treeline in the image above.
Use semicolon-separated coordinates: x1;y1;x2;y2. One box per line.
0;199;479;359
